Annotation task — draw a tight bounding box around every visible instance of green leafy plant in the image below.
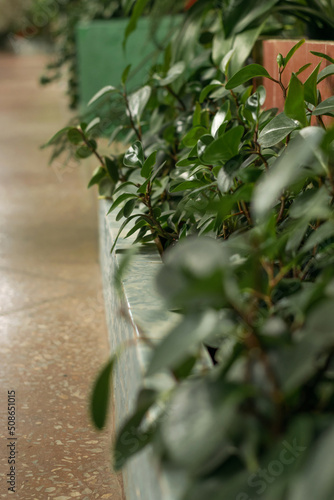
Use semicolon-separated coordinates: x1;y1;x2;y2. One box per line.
45;2;334;497
86;37;334;500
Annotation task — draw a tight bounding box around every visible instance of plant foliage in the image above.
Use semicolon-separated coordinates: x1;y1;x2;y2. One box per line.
47;2;334;499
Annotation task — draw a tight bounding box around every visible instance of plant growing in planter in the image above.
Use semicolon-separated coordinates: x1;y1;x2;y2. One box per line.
80;35;334;499
45;2;334;498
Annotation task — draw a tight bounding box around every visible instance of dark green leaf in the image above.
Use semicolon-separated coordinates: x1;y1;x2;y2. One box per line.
304;63;321;106
258;112;299;147
76;145;93;159
217;155;243;193
124;0;149;47
284;73;308;127
99;177;115;198
141;151;157;178
123;198;137;218
91;357;115;430
137;178;150;194
317;64;334;84
296;63;312;76
201;126;244;164
311;51;334;64
125;218;147;238
313;96;334;116
67;128;83;145
225;64;272;90
105;156;119;183
87;166;106;188
107;193;137;214
283;39;305;66
182;126;207;147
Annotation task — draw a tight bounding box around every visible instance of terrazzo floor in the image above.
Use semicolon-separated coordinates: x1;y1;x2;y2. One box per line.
0;54;125;499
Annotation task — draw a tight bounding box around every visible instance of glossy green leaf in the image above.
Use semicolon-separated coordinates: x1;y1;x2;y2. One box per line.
258;112;299;147
283;39;305;66
107;193;137;214
128;85;151;121
311;51;334;65
123;141;144;168
211;101;230;138
313;96;334;116
296;63;312;76
141;151;157;178
217;155;243;193
304;63;321;106
284;73;308;127
201;126;244;164
225;64;272;90
220;48;235;74
91;357;115;430
88;85;118;106
317;64;334;84
125;218;147;238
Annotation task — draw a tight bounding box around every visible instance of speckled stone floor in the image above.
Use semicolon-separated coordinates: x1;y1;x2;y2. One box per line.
0;54;124;500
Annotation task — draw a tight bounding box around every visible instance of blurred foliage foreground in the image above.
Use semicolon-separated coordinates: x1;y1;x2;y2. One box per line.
44;1;334;499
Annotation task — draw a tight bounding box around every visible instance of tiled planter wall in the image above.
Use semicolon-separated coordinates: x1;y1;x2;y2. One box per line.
257;39;334;125
99;200;180;500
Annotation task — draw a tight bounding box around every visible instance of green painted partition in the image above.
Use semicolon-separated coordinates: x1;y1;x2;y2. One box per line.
76;17;178;109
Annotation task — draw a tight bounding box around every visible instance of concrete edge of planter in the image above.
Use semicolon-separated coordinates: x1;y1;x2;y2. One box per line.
99;199;182;500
